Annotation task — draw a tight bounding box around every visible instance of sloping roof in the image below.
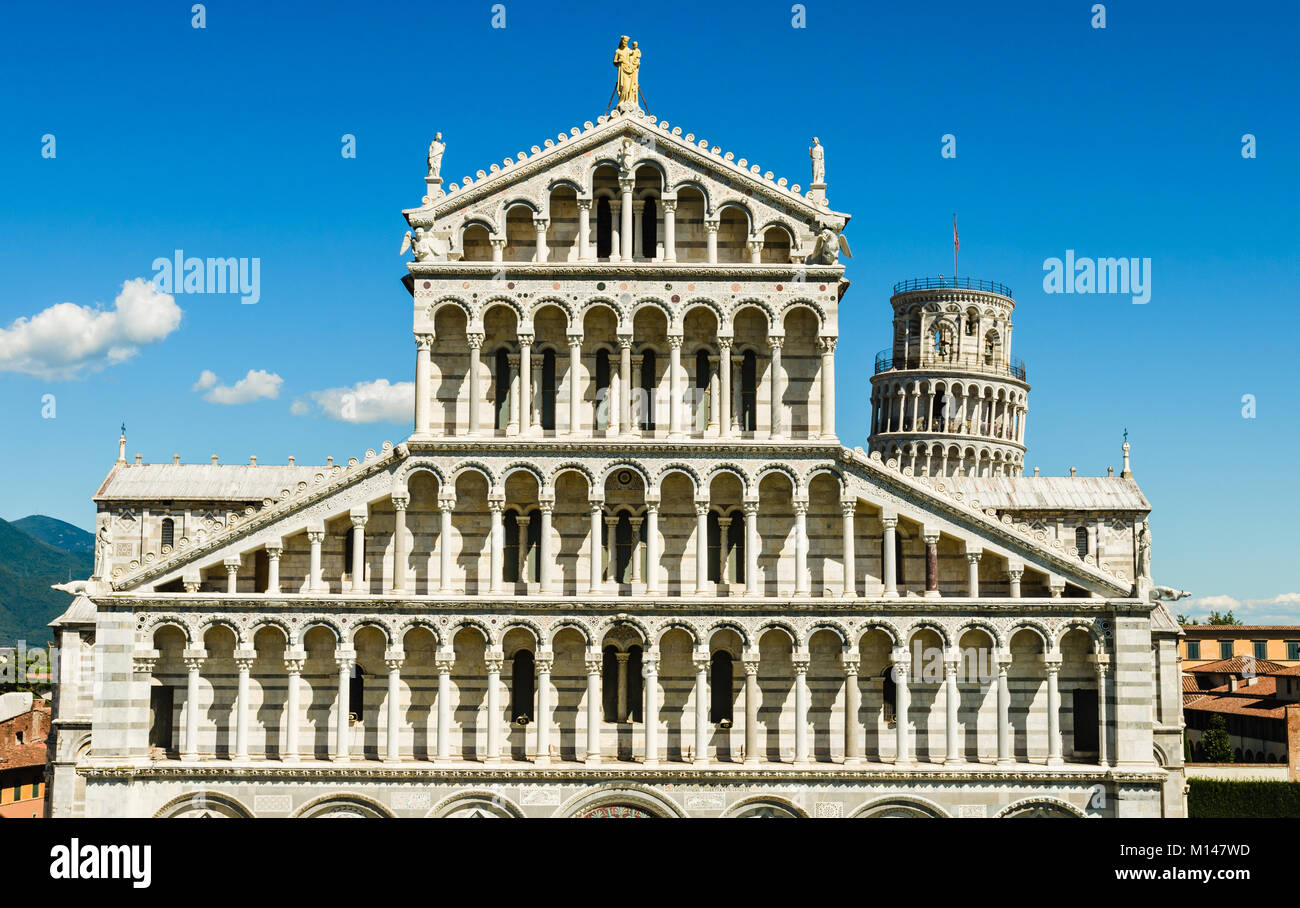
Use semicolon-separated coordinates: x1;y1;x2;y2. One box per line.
1185;656;1287;675
1182;674;1202;692
95;463;330;502
49;595;96;627
1184;683;1288;720
1181;625;1300;633
943;475;1150;511
1149;603;1183;636
1270;664;1300;677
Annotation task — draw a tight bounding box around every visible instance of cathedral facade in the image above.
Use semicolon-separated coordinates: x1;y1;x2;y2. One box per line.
46;89;1186;818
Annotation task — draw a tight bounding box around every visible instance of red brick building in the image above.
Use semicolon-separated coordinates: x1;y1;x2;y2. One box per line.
0;693;51;818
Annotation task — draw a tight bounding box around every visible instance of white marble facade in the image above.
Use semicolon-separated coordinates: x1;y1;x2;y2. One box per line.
46;101;1185;819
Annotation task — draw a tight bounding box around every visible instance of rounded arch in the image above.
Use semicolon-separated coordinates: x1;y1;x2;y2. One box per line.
298;617;344;645
855;619;902;648
528;295;576;327
154;791;255;818
703;619;752;650
723;795;809;819
426;295;475;324
478;294;527;327
754;619;800;647
1007;619;1052;650
292;793;394;819
197;616;244;647
348;620;392;645
430;790;526;818
145;615;193;646
804;464;844;493
666;178;711;211
995;797;1088;818
555;783;687;818
545;619;593;647
680;297;726;330
654;620;701;647
499;196;541;217
500;461;546;487
247;616;292;646
756;218;798;245
449;460;498;488
499;618;544;650
730;298;776;333
779;298;828;332
1055;620;1103;652
578;296;623;328
755;462;800;495
953;619;1004;649
397;617;443;648
594;615;652;646
397;460;448;489
850;795;950;819
703;462;751;495
904;620;952;648
803;620;850;648
549;461;598;492
599;460;652;489
653;462;701;495
450;617;495;647
630;296;674;326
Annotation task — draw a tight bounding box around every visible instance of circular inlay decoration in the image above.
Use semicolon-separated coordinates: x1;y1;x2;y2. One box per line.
664;283;672;290
461;282;470;289
617;470;632;485
619;283;628;290
670;294;680;303
687;283;695;291
819;284;827;291
596;282;606;290
553;282;561;290
507;281;515;289
731;283;741;292
422;281;431;289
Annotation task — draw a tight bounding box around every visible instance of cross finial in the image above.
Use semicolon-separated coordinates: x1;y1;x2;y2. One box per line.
1123;427;1128;443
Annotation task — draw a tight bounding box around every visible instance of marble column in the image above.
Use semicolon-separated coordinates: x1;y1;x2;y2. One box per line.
694;501;709;594
234;650;254;759
616;652;630;722
618;335;632;435
589;501;604;591
629;516;643;585
619;177;634;261
414;333;432;435
643;651;660;765
516;514;531;584
794;500;810;596
793;654;810;763
334;649;354;761
662;198;676;262
577;199;592;261
384;649;403;762
841;500;856;597
485;650;503;763
538;500;555;592
882;515;899;597
966;550;981;597
604;515;619;586
743;652;760;764
645;500;660;594
182;651;205;761
843;653;861;764
265;544;281;594
718;337;732;438
708;354;720;433
489;499;505;594
1008;566;1023;599
349;510;367;593
533;218;548;263
1095;657;1111;767
585;650;602;763
819;337;836;438
283;648;304;762
506;353;521;435
744;501;760;596
717;517;731;585
438;495;455;593
705;220;718;264
390;499;408;593
466;332;484;437
535;648;553;764
668;335;684;437
568;334;584;435
944;650;962;764
768;337;785;439
436;649;453;760
996;650;1013;765
693;649;709;764
1046;656;1063;765
518;334;533;436
924;532;940;597
748;237;763;265
892;648;911;766
224;558;240;594
307;529;325;593
490;237;505;263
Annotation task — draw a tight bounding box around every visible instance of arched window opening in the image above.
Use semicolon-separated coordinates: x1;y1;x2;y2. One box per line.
984;330;1000;366
694;349;711;434
639;350;657;430
707;510;722;582
494;348;511;430
526;512;541;583
161;517;175;549
1075;526;1089;559
881;667;897;724
932;322;954;360
148;685;174;750
709;652;734;724
726;509;745;584
601;646;619;722
504;510;521;583
348;668;364;723
254;549;269;592
626;646;644;723
595;348;611;430
510;650;535;724
964;308;978;337
540;349;557;430
344;530;354;579
740;350;758;431
596;197;613;259
614;511;634;584
641;196;658;259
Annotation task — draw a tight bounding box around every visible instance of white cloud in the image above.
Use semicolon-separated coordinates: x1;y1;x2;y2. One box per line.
297;378;413;424
289;400;309;416
1183;594;1241;612
196;369;283;405
0;278;182;378
1179;593;1300;624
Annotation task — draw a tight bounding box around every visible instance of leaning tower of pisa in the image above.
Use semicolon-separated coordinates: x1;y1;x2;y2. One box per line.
868;278;1029;477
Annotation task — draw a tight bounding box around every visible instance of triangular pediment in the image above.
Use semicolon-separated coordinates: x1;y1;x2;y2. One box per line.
404;108;848;256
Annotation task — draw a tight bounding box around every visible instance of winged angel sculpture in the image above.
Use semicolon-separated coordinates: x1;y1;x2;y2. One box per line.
400;227;444;262
808;228;852;265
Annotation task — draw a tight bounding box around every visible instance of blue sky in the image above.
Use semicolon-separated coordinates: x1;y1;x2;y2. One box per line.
0;0;1296;619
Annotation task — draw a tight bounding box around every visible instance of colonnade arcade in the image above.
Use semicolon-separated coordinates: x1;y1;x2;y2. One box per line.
187;463;1076;600
415;297;836;441
456;163;801;267
141;617;1111;769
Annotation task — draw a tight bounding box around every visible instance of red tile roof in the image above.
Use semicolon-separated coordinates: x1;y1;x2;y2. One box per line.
1181;626;1300;632
1185;656;1287;675
1184;693;1287;720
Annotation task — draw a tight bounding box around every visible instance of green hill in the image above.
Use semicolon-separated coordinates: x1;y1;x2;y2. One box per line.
11;514;94;554
0;517;95;645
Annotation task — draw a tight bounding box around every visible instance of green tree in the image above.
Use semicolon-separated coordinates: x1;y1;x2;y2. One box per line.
1177;614;1196;625
1201;714;1234;763
1206;610;1242;626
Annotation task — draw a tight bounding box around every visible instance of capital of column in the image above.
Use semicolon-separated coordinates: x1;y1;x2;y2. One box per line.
966;552;982;565
532;218;549;231
792;499;809;516
661;198;677;213
617;334;632;350
881;515;898;530
995;649;1013;671
840;499;857;517
383;647;405;669
584;654;603;674
437;494;456;512
485;658;504;674
1007;568;1024;582
768;336;785;351
667;334;684;351
334;650;356;672
223;557;241;572
567;333;584;348
1044;655;1063;674
694;501;711;517
589;498;605;514
747;239;763;254
265;543;282;559
618;175;636;193
923;532;940;545
183;649;208;672
234;652;256;672
350;513;368;530
415;333;434;351
391;496;409;512
517;332;535;347
466;331;485;350
842;654;861;675
792;654;810;674
435;650;455;674
487;238;506;250
704;220;719;234
818;336;838;353
641;656;659;677
132;650;159;674
576;198;592;212
742;499;760;517
488;497;506;514
742;652;760;675
537;497;555;514
306;530;326;544
717;335;733;351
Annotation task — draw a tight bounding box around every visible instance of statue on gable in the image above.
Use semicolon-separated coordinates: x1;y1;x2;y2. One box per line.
400;227;445;262
427;133;445;180
809;137;825;184
613;36;641;109
808;227;851;265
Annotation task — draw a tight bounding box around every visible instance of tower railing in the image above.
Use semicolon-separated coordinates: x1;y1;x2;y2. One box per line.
874;349;1027;381
892;277;1014;297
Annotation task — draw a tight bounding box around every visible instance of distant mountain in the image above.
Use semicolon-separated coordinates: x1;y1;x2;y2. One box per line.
11;515;94;554
0;517;95;645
